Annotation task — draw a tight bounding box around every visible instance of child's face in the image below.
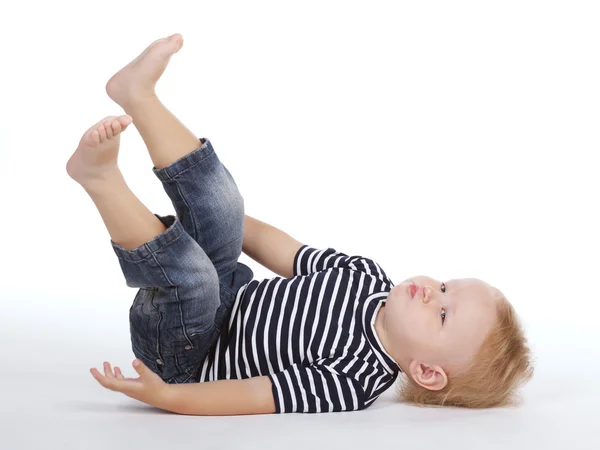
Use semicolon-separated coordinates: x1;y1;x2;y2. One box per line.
384;276;498;374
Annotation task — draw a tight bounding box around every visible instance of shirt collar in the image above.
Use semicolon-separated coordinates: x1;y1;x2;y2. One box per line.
362;292;403;374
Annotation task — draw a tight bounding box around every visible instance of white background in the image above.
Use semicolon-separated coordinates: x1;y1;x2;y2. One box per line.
1;1;599;449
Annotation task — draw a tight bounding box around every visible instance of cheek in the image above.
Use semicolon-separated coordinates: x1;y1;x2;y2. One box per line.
393;305;436;349
387;291;407;320
386;300;418;340
440;338;467;368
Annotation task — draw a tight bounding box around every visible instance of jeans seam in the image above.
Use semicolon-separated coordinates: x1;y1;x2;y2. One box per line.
114;230;184;264
221;237;244;291
174;180;198;243
160;145;215;182
147;245;175;287
174;285;194;349
146;249;177;366
149;288;164;365
168;365;197;384
113;216;182;263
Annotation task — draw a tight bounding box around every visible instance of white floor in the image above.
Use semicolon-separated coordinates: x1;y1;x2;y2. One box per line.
2;304;598;450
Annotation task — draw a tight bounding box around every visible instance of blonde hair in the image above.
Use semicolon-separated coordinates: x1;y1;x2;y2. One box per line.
395;291;534;408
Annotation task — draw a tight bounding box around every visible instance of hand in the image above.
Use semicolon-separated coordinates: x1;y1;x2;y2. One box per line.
90;359;169;408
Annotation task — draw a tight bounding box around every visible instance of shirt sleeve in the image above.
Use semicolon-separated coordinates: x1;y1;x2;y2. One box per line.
267;362;367;413
293;245;394;286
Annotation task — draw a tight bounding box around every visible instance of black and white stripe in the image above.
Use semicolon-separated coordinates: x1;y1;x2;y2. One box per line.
198;245;401;413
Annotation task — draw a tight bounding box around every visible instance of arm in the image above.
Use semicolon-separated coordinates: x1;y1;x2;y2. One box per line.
90;359;276;416
243;215;304;278
164;375;276;416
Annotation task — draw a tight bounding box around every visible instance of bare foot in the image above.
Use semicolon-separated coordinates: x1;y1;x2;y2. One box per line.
106;33;184;107
66;115;133;189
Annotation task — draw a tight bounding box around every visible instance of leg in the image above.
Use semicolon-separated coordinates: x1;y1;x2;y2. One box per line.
120;95;199;171
105;33;199;171
84;172;168;250
104;34;253;286
67;116;224;384
66;115;167;249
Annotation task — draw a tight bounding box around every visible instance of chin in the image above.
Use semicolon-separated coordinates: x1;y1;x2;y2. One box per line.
392;283;407;299
386;287;404;311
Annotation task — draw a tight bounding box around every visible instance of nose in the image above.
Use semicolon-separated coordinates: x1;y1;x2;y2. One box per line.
421;286;433;304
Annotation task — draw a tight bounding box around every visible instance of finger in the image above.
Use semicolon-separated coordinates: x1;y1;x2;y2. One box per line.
132;359;145;375
132;359;155;381
114;366;125;379
103;361;115;378
91;368;138;394
132;359;165;388
91;368;114;390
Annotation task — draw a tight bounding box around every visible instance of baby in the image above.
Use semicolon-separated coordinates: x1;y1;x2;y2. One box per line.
67;34;533;415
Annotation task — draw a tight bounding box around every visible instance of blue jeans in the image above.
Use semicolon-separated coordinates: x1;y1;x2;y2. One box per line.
110;138;254;384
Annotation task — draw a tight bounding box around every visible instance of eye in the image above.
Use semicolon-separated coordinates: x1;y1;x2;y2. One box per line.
441;282;447;325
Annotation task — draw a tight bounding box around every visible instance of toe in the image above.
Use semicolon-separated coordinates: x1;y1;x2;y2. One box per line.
170;34;184;52
110;120;121;136
97;123;108;142
91;116;117;141
119;115;133;128
104;121;114;139
98;116;116;127
103;117;118;138
91;129;100;145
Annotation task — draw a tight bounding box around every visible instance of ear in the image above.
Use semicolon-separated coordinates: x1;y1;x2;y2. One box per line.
408;360;448;391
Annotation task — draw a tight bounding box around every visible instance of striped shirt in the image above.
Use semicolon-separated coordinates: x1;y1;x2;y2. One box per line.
198;245;402;413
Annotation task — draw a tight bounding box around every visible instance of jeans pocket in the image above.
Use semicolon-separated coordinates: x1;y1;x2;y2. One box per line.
129;287;162;361
173;327;217;375
167;365;198;384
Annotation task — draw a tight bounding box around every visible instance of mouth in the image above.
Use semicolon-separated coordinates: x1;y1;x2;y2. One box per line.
409;283;419;299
